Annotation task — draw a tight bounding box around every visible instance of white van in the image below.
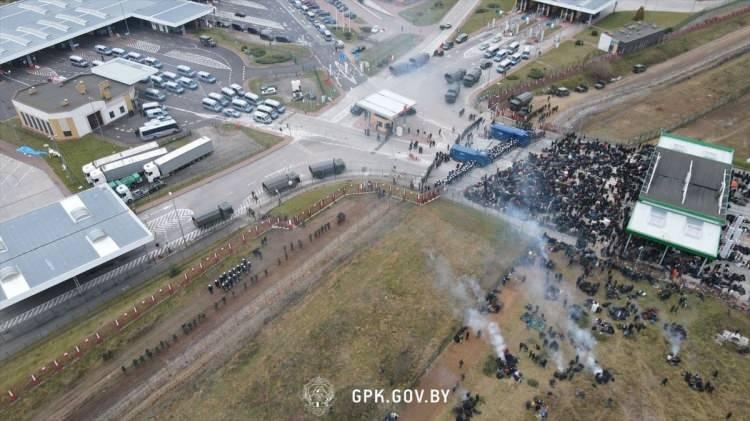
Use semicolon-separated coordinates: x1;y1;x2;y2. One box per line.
521;46;531;59
496;59;512;73
230;83;245;96
150;75;166;88
177;76;199;90
253;111;272;124
231;98;253;113
125;52;143;63
243;92;260;105
508;41;520;52
256;104;278;119
208;92;230;106
164;81;185;94
143;88;166;101
145;108;168;119
176;65;196;78
69;55;89;67
510;52;523;65
221;86;237;99
202;98;223;112
111;47;126;57
323;30;332;41
141;102;164;114
144;57;162;69
95;45;112;56
161;71;178;81
264;99;285;114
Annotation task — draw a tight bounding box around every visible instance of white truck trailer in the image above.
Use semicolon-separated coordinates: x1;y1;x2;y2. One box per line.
144;137;214;183
82;141;160;182
88;148;168;185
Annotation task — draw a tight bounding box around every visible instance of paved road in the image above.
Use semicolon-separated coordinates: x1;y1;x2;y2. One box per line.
0;153;65;222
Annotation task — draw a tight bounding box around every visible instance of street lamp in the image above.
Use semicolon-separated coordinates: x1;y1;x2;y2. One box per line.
169;191;187;250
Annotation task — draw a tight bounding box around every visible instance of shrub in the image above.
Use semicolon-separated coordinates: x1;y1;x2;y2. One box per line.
591;29;599;36
584;61;614;81
256;53;291;64
528;67;545;80
247;47;266;57
482;354;496;377
507;75;520;80
343;31;353;40
168;264;181;278
476;8;488;14
634;6;645;21
487;3;501;9
527;378;539;388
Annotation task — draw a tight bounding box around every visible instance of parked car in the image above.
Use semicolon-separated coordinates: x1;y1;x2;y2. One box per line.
351;45;366;54
94;45;112;56
633;63;647;73
223;108;242;118
197;71;217;83
491;34;502;43
594;80;606;89
350;104;364;115
260;85;277;96
439;23;452;30
479;42;490;51
480;60;493;70
575;84;589;93
441;40;454;50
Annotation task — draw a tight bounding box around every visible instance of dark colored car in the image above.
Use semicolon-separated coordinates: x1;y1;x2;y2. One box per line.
594;80;606;89
575;84;588;93
351;45;366;54
439;23;452;30
235;12;246;18
480;60;493;69
633;64;647;73
350;104;364;115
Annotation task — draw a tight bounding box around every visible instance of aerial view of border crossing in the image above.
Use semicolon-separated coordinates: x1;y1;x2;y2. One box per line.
1;0;750;419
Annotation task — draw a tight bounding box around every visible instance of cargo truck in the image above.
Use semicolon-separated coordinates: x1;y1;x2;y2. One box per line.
192;202;234;228
88;148;168;185
409;53;430;68
490;123;531;147
107;172;142;190
508;91;533;111
309;159;346;179
262;172;301;194
462;68;482;87
445;82;461;104
82;141;160;182
115;181;164;204
143;137;214;183
449;144;490;166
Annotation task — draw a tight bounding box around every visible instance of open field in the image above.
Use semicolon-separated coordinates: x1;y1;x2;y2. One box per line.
595;11;692;30
360;34;422;75
581;53;750;148
139;200;529;419
535;41;602;70
399;0;459;26
459;0;515;34
415;247;750;420
0;119;126;193
195;29;311;66
675;92;750;168
269;181;349;217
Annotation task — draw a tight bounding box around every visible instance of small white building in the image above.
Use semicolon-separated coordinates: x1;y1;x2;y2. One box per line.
12;73;136;140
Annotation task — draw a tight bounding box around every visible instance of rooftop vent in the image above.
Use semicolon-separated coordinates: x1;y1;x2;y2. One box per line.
56;14;87;26
38;19;70;32
69;206;91;222
75;80;87;95
18;3;48;15
86;228;106;242
37;0;67;8
0;266;20;284
0;236;7;254
74;7;107;19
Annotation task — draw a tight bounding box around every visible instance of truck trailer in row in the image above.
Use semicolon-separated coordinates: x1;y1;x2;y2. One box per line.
490;123;531;146
309;159;346;179
144;137;214;183
192;202;234;228
262;172;301;194
89;148;168;185
82;141;160;182
449;144;490;166
115;181;165;204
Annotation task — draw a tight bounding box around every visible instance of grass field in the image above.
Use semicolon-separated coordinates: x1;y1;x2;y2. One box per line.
438;249;750;420
269;181;349;217
399;0;459;26
594;11;692;30
196;28;311;66
582;53;750;147
0;119;126;193
360;34;422;75
142;200;529;419
459;0;515;34
535;41;602;70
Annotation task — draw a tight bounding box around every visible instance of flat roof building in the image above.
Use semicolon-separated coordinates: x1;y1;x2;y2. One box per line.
355;90;416;135
0;185;153;310
517;0;616;24
626;133;733;260
0;0;214;66
12;73;136;140
91;58;158;85
598;21;667;54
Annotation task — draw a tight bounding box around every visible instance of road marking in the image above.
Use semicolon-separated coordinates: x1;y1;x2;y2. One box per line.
163;50;231;70
124;39;161;54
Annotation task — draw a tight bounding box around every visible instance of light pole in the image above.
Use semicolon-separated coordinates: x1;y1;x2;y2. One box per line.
169;191;187;250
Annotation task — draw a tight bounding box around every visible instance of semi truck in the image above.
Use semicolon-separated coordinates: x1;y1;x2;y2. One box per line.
115;181;164;204
262;172;301;194
508;91;533;111
462;67;482;87
445;82;461;104
107;172;142;190
449;144;490;166
490;123;531;146
82;141;160;182
409;53;430;68
309;159;346;179
192;202;234;228
143;137;214;183
88;148;168;185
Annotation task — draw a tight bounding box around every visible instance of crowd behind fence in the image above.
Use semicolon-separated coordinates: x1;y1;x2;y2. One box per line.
0;181;440;408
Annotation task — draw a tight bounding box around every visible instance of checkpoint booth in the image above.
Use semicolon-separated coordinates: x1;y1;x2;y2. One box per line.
355;90;416;135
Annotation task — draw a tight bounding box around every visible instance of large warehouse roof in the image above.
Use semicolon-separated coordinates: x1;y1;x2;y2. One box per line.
0;0;213;65
0;185;153;310
356;89;416;120
533;0;615;14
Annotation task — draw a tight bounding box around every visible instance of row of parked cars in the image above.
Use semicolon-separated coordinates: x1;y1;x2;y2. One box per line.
200;85;286;124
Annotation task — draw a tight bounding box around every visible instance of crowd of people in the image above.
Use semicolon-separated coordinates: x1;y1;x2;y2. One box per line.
432;139;518;188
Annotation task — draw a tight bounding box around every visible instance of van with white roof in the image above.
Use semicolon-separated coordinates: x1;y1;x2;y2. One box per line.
69;55;89;67
208;92;230;107
231;98;253;113
256;104;278;119
176;65;196;78
230;83;245;96
253;111;272;124
264;99;285;114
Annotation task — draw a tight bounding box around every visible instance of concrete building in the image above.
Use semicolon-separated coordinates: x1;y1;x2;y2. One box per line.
598;21;667;54
13;73;135;140
0;185;153;310
0;0;213;67
517;0;616;23
355;90;416;135
626;133;733;261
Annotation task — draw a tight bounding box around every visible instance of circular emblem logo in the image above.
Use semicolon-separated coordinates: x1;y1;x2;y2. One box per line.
301;376;335;416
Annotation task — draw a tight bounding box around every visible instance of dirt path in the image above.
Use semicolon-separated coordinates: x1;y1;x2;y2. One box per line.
550;25;750;133
28;196;391;421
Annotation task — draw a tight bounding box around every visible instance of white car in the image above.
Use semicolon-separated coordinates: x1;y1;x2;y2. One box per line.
371;25;381;33
492;34;502;43
260;86;277;96
222;108;241;118
479;42;490;51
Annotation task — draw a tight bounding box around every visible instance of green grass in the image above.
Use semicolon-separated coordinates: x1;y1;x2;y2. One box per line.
330;26;359;42
359;34;422;76
459;0;515;34
0;119;126;192
593;11;692;30
139;200;529;420
399;0;459;26
195;28;311;66
535;40;603;70
287;70;340;113
269;181;350;217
